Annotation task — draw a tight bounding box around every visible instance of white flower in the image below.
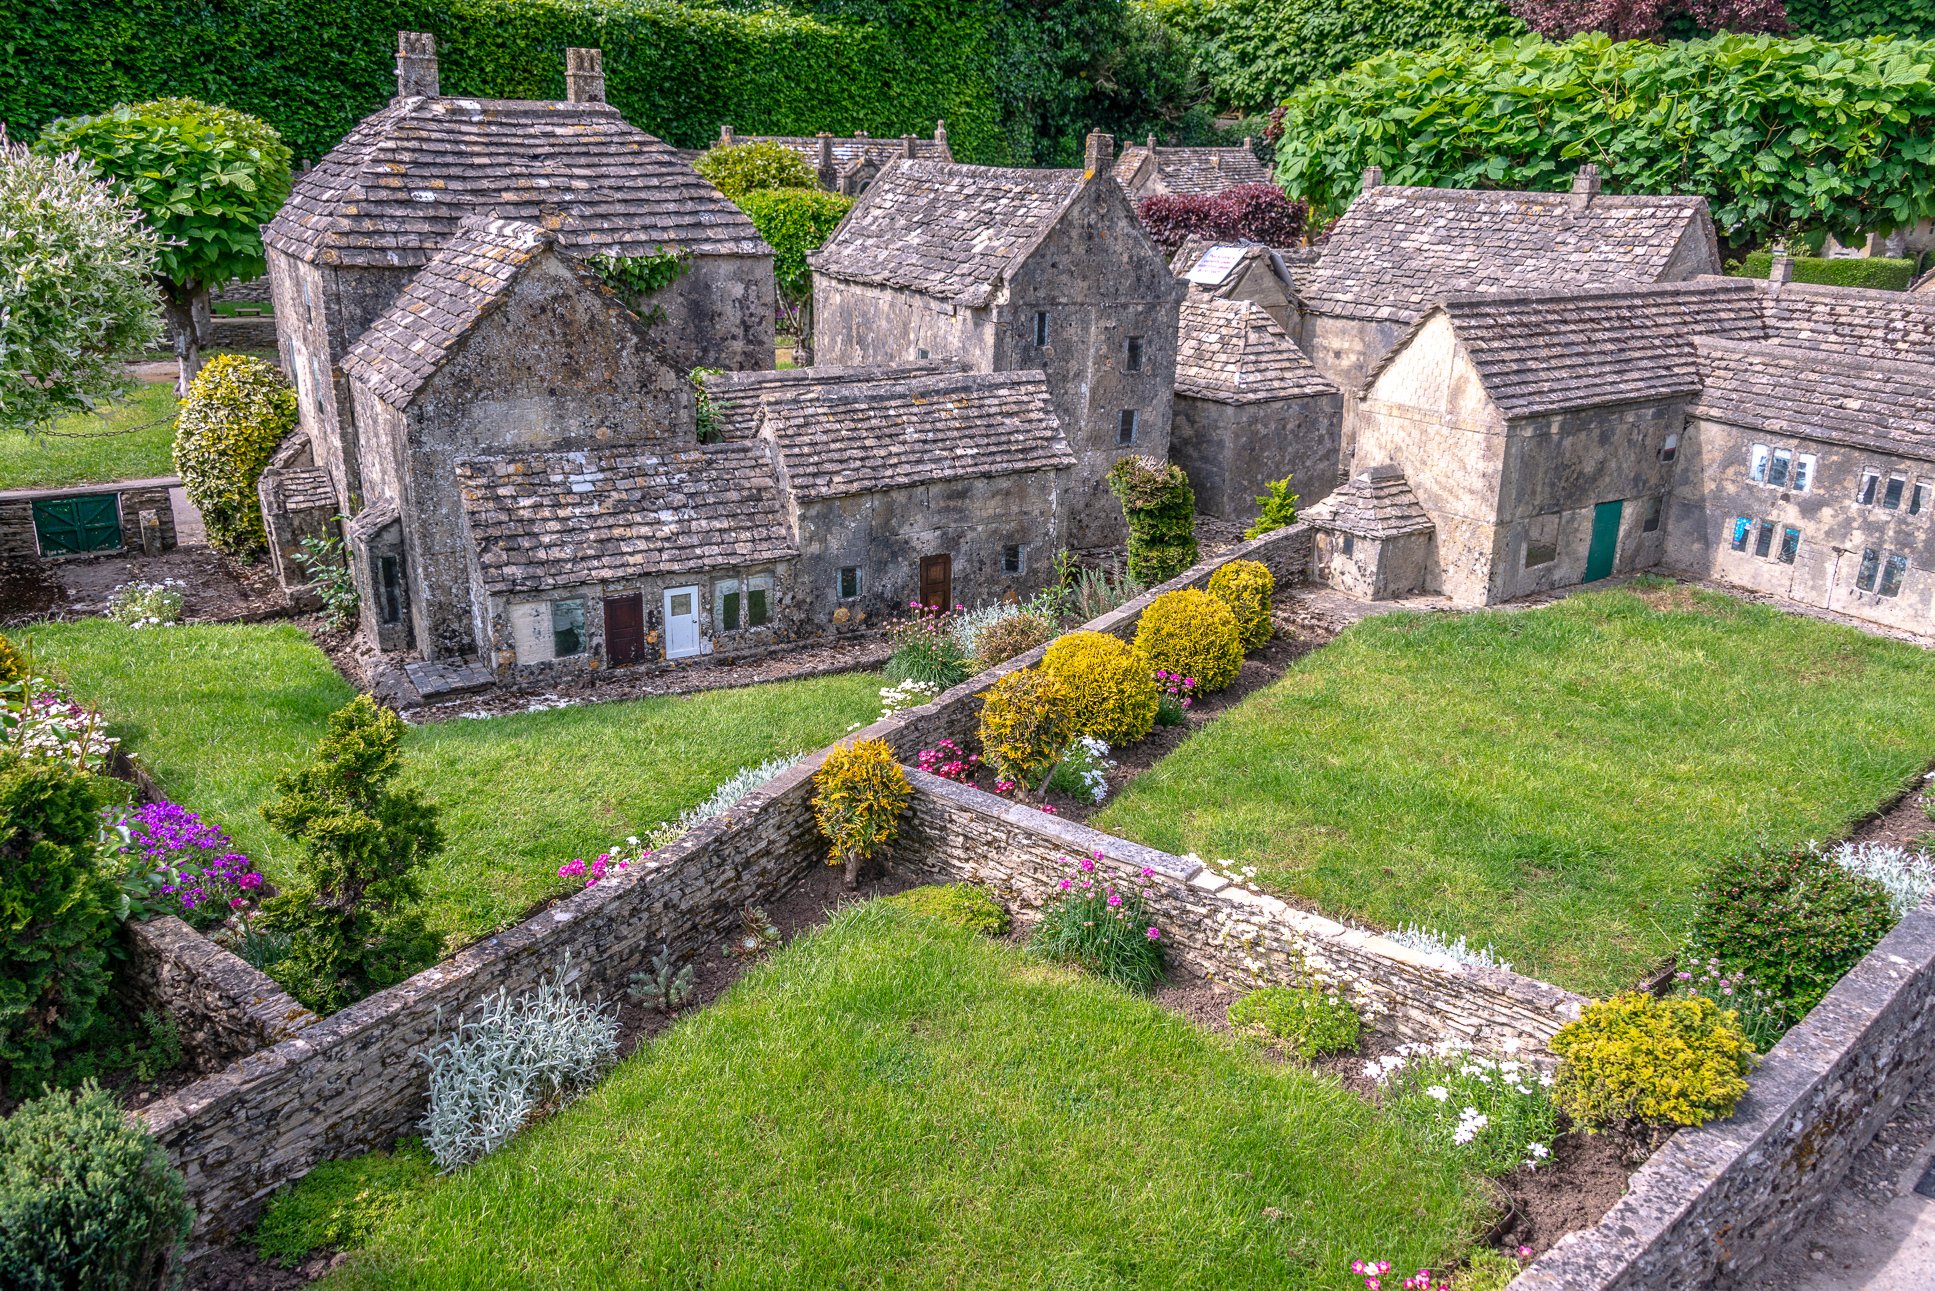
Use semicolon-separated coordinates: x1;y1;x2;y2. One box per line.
1525;1142;1549;1161
1425;1085;1449;1102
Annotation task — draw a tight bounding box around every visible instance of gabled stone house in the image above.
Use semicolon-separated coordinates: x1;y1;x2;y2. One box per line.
1170;298;1340;523
1113;139;1272;200
809;132;1185;547
1170;240;1304;334
1301;466;1436;601
716;123;952;195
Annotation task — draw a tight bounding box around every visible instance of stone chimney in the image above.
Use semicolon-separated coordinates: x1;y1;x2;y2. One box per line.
395;31;439;100
1361;165;1384;191
1147;133;1157;151
934;120;947;147
1242;136;1253;152
817;133;834;169
1084;129;1114;181
902;134;917;158
565;47;605;104
719;124;735;146
1769;247;1795;289
1570;163;1602;211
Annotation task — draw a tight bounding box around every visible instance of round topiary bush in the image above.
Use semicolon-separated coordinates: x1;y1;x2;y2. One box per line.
885;883;1010;936
1550;992;1755;1130
692;140;819;200
173;353;297;556
1132;589;1242;693
978;668;1077;795
1039;630;1159;746
1207;559;1275;651
971;611;1057;672
0;1081;192;1288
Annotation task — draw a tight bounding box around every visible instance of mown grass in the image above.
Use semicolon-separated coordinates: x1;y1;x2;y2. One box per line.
0;380;179;491
314;903;1487;1290
1094;584;1935;996
15;620;882;946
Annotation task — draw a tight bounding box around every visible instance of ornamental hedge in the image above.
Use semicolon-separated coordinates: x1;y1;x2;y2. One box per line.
1734;250;1918;289
1273;33;1935;249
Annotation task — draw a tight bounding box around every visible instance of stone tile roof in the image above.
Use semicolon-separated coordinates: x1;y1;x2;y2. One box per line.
1302;185;1716;324
1170;240;1302;295
739;131;952;175
754;370;1075;500
1174;298;1334;404
1691;338;1935;463
1115;144;1272;196
1301;465;1435;538
1757;281;1935;364
264;96;766;267
346;500;399;543
701;362;960;441
341;217;580;408
456;443;797;595
279;468;338;512
808;161;1085;306
1370;278;1764;419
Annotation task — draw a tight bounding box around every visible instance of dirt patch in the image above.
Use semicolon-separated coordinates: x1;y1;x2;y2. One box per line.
0;561;60;624
28;546;287;626
1841;777;1933;851
1489;1127;1641;1258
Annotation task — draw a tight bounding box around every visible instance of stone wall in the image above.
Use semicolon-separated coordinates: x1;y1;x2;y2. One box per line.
892;770;1584;1052
0;477;180;561
1511;898;1935;1291
1171;391;1343;525
122;917;318;1074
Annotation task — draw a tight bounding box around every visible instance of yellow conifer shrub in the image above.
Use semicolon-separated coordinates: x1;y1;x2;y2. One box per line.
977;669;1076;794
1131;589;1242;693
1206;559;1275;651
811;738;911;887
1550;993;1754;1129
1039;631;1158;746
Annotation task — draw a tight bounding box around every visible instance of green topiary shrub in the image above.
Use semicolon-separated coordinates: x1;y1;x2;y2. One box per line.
0;755;118;1095
1243;476;1299;539
1107;455;1199;586
977;669;1078;795
693;141;820;200
1039;631;1159;746
1734;251;1916;291
0;1081;191;1288
1688;847;1897;1019
172;353;297;556
254;1140;436;1267
970;610;1057;671
1227;985;1360;1059
257;695;442;1014
812;738;913;888
1206;559;1275;651
1551;992;1755;1129
886;883;1010;936
1132;589;1243;693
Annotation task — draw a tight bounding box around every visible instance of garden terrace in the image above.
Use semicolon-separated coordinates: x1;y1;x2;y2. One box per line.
1093;582;1935;996
312;903;1493;1289
14;619;883;946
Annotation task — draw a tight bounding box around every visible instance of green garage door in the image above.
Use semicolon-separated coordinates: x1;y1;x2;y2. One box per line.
33;493;123;554
1583;499;1623;583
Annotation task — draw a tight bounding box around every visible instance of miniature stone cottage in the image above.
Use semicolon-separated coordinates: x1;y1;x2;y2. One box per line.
1301;466;1435;600
1113;138;1273;200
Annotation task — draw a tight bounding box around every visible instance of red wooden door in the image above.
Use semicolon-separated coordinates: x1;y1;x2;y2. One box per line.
919;553;952;610
604;593;646;665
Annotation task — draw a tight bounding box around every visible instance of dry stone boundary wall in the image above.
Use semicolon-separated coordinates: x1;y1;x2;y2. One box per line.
123;917;319;1073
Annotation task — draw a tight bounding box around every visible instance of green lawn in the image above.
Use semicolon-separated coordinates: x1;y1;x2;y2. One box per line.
316;903;1487;1290
15;620;882;946
1094;584;1935;996
0;381;179;491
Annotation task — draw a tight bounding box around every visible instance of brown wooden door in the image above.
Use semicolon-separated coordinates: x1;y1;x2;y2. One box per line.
603;593;646;665
919;553;952;610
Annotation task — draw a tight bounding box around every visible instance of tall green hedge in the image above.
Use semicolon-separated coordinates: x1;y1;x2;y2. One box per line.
1786;0;1935;40
1274;33;1935;249
1733;251;1918;290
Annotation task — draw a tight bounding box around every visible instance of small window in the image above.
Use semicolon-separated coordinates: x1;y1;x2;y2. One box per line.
1341;533;1355;558
1859;470;1880;505
1767;448;1792;489
1034;310;1050;347
377;554;403;624
1642;496;1663;534
1753;519;1774;558
1881;553;1909;597
716;578;742;633
1117;409;1138;446
1002;543;1025;575
1729;517;1751;552
1749;445;1771;483
916;347;929;360
1884;473;1907;510
1793;454;1817;493
1912;480;1930;516
551;598;586;657
747;574;772;627
837;566;861;600
1856;548;1881;592
1659;432;1680;464
1125;336;1144;372
1778;526;1800;565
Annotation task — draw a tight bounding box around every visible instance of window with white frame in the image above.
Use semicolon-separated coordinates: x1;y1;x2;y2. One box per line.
1859;549;1911;597
715;578;742;632
1858;470;1881;505
1913;480;1931;517
1792;453;1816;492
747;573;772;627
1766;448;1793;488
1749;444;1771;482
1883;473;1908;510
1659;432;1680;464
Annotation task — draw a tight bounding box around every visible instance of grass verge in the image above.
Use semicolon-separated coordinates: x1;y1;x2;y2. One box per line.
0;381;179;491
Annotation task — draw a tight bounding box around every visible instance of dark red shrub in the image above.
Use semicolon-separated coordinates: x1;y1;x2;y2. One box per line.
1508;0;1787;39
1136;184;1309;255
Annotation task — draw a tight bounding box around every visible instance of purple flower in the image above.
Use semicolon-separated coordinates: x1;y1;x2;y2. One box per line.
1106;892;1122;907
1077;856;1096;873
1146;926;1161;941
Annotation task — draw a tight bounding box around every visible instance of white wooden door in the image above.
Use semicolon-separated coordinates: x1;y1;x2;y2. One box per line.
663;585;702;658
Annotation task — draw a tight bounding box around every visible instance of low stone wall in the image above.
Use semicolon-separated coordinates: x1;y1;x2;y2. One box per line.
892;770;1584;1053
1511;898;1935;1290
0;476;180;560
122;917;319;1073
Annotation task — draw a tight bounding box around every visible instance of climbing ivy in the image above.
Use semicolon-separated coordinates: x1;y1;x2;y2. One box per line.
586;248;691;298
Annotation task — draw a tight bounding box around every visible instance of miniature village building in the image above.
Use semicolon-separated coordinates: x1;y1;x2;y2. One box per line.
716;123;953;195
1170;298;1340;521
1301;466;1436;600
1112;137;1273;200
810;132;1185;547
1170;239;1305;334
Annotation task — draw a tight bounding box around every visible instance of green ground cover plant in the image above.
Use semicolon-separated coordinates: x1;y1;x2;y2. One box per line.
0;381;177;491
1094;585;1935;994
312;902;1489;1288
254;1141;439;1268
15;620;881;947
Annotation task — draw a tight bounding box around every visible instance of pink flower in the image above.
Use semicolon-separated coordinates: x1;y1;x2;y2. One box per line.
1516;1246;1533;1259
1058;878;1072;891
1106;892;1122;907
558;858;587;879
1077;856;1096;872
1146;926;1161;940
1139;866;1154;879
1039;804;1057;814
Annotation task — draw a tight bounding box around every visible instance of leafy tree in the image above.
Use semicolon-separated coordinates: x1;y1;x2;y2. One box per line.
258;695;442;1014
172;354;298;557
693;141;819;201
0;134;162;434
1509;0;1787;38
733;188;854;360
1273;33;1935;251
37;98;292;394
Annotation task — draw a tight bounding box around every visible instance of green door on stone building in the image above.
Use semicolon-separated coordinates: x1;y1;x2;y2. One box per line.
1584;500;1623;583
32;493;122;555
